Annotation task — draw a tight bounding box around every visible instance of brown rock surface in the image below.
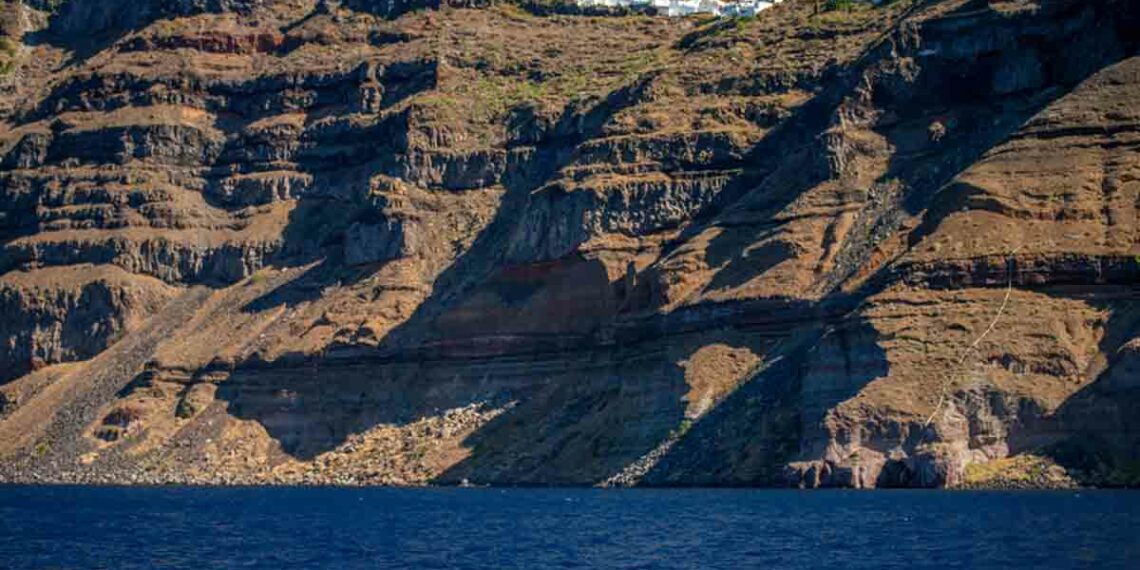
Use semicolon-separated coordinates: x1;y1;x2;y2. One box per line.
0;0;1137;488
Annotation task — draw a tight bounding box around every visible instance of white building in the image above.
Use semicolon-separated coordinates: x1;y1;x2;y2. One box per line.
667;0;704;16
698;0;725;16
723;0;775;17
576;0;784;18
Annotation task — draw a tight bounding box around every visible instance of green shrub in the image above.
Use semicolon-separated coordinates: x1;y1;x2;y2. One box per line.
248;271;268;287
0;36;16;76
175;397;197;419
673;418;693;438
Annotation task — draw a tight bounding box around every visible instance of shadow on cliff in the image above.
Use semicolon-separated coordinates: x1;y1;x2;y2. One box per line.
1019;293;1140;484
216;256;697;474
237;196;367;314
212;59;855;473
637;316;889;486
232;113;415;313
24;0;255;69
215;77;680;463
432;301;790;485
658;80;844;297
803;0;1140;484
23;10;130;67
431;353;691;485
705;0;1140;298
215;0;1140;479
631;24;1138;481
205;0;955;471
361;76;663;349
886;0;1140;252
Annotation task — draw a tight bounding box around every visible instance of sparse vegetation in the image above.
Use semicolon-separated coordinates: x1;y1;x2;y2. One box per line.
152;20;180;41
673;418;693;438
962;455;1076;489
175;397;197;419
0;36;17;76
436;47;664;124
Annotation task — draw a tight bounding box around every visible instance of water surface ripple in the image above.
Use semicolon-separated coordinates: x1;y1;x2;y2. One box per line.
1;486;1137;569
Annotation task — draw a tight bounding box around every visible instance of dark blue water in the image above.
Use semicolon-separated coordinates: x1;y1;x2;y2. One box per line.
1;486;1138;569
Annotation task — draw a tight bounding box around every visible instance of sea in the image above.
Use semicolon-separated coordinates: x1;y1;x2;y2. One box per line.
1;486;1138;569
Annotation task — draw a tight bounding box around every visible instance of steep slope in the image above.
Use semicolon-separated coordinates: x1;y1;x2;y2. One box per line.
0;0;1137;487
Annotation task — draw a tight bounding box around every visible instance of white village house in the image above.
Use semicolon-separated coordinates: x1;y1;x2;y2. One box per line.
575;0;782;18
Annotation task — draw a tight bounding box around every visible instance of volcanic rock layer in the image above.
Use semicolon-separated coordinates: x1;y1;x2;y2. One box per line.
0;0;1137;487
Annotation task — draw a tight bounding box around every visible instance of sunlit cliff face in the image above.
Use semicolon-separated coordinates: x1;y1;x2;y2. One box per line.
0;0;1137;488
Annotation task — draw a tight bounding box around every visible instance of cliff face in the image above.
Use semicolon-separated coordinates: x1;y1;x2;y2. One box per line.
0;0;1137;487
